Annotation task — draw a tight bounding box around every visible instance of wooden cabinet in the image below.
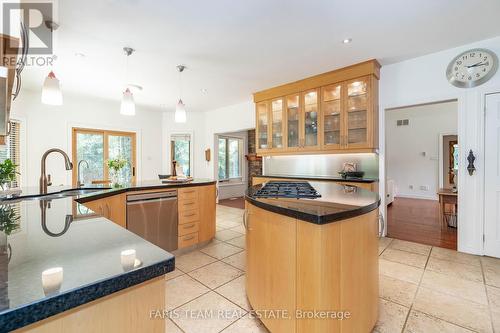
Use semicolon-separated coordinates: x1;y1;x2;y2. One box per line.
82;194;126;228
246;202;379;333
254;60;380;155
198;184;216;242
177;184;216;248
246;203;296;333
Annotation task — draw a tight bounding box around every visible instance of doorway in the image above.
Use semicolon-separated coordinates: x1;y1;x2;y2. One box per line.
385;100;458;249
484;92;500;257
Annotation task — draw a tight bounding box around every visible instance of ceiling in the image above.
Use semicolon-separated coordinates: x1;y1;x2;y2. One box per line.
18;0;500;112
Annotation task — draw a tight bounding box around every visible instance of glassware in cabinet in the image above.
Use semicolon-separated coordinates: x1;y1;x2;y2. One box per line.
256;102;269;150
303;89;319;148
286;94;300;149
322;84;342;146
346;78;368;146
270;98;284;149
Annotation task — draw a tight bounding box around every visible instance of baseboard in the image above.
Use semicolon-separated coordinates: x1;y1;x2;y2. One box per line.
394;194;438;201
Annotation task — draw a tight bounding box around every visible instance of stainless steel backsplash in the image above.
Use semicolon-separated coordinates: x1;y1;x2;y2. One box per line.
263;153;379;178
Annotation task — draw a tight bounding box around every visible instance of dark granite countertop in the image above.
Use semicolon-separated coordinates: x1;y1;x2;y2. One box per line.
1;178;216;203
246;181;380;224
255;174;379;183
0;181;186;332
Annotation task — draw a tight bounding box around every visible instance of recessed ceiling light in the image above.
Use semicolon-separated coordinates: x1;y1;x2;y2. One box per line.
201;88;208;94
342;38;352;44
74;52;86;58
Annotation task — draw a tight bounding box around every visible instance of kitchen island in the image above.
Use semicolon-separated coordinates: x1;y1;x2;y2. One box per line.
245;181;380;333
0;193;174;332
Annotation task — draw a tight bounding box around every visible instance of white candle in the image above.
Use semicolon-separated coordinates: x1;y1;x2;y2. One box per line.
121;249;136;271
42;267;63;295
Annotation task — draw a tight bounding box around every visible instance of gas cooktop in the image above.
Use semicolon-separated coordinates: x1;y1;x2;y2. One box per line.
253;181;321;199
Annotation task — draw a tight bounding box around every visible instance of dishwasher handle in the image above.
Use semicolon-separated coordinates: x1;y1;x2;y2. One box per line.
126;197;177;205
127;191;177;202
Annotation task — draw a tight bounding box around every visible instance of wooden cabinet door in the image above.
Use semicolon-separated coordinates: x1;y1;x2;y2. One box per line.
256;101;271;154
106;193;126;228
246;203;296;333
285;94;301;151
301;89;320;150
270;98;285;151
82;199;105;216
198;185;216;242
321;83;343;150
344;76;372;149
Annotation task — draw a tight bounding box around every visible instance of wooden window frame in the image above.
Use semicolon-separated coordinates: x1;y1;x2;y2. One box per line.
71;127;137;186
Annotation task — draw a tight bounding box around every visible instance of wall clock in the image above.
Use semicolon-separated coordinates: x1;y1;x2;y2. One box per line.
446;48;498;88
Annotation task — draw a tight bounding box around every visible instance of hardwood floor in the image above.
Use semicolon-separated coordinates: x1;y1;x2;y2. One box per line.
218;197;245;209
387;197;457;250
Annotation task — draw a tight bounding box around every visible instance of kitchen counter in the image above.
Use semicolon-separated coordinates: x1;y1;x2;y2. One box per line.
254;174;378;183
1;178;217;202
245;180;380;332
246;181;380;224
0;189;176;332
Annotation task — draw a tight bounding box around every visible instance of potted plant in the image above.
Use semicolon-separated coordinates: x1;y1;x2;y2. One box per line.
0;159;19;193
107;157;128;187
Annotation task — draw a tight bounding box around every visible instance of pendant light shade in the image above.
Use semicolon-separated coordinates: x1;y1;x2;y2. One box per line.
175;65;187;123
120;88;135;116
175;99;186;123
41;71;63;105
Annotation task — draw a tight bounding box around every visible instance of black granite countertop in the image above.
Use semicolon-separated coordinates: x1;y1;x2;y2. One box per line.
1;178;216;202
0;180;187;332
255;174;379;183
246;181;380;224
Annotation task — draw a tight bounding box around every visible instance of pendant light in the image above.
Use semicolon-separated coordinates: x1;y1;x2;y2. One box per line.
175;65;187;123
41;71;63;105
41;20;62;106
120;47;136;116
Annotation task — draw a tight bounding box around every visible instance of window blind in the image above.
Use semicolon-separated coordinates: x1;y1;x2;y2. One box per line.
0;120;20;187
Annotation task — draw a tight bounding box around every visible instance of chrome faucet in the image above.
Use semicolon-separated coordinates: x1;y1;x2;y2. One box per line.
39;148;73;194
77;160;89;187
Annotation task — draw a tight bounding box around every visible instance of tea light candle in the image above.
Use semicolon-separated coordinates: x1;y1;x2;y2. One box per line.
42;267;63;295
121;249;136;271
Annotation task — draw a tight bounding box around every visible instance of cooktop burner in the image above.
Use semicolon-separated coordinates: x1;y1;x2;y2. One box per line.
253;181;321;199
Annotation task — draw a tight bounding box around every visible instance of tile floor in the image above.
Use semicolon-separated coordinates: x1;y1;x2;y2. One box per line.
165;205;500;333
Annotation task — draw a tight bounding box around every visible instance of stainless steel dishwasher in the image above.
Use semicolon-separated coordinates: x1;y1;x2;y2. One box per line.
126;190;178;251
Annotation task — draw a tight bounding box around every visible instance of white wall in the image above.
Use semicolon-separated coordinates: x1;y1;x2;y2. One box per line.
386;101;457;200
10;89;163;187
379;35;500;255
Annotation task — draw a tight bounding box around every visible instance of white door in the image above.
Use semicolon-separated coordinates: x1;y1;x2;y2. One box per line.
485;92;500;258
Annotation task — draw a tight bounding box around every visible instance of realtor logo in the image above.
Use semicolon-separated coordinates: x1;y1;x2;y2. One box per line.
2;1;55;54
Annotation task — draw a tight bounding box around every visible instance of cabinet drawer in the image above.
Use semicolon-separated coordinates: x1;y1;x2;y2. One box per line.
179;209;200;224
178;222;199;236
178;188;199;200
178;232;198;249
178;199;199;212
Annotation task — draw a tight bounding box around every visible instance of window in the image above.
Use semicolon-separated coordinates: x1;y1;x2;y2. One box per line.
170;134;191;176
0;120;21;187
72;128;136;186
218;136;243;181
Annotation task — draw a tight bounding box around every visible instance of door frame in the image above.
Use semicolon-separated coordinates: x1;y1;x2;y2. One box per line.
438;132;458;189
71;127;137;186
483;91;500;257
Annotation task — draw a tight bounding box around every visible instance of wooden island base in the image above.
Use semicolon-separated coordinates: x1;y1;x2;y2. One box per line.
246;203;379;333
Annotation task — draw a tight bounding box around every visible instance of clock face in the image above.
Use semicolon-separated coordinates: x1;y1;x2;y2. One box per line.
446;48;498;88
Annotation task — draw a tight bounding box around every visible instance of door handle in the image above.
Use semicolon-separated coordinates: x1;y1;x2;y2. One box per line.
243;209;248;229
467;150;476;176
184;223;196;229
183;235;195;241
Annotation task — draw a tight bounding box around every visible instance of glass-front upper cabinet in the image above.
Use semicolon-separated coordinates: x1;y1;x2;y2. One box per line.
270;98;284;149
322;84;342;149
346;77;369;147
256;102;269;150
302;89;319;149
286;94;300;149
